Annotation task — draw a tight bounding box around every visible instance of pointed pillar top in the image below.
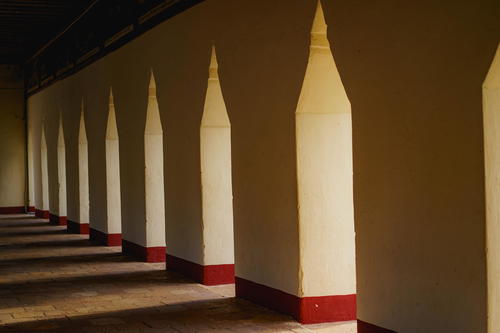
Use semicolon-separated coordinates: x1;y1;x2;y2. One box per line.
149;69;156;97
108;87;114;106
41;123;47;148
311;0;329;47
58;115;65;147
209;45;219;80
79;102;87;144
80;98;86;128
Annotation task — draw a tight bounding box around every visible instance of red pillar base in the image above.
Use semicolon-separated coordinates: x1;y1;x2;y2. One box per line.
122;240;166;263
67;220;90;234
235;277;356;324
35;209;49;219
0;206;26;214
357;320;396;333
49;213;67;226
166;254;235;285
28;206;35;213
89;228;122;246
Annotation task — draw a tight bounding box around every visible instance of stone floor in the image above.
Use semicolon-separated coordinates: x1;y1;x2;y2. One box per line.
0;214;356;332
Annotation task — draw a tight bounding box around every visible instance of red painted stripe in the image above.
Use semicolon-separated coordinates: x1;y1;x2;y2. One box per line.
0;206;26;214
300;295;357;324
235;277;356;324
28;206;35;213
122;239;166;263
203;263;235;285
89;228;122;246
166;254;235;285
67;220;90;235
358;320;397;333
35;209;49;219
49;214;67;226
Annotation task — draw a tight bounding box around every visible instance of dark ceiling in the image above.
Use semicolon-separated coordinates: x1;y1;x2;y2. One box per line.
0;0;94;64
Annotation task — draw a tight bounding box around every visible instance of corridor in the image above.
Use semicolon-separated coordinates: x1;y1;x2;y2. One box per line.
0;214;355;332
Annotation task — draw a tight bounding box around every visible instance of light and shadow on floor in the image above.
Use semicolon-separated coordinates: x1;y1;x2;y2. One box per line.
0;214;356;332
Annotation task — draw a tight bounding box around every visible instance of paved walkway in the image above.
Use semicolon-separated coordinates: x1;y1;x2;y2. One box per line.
0;214;356;332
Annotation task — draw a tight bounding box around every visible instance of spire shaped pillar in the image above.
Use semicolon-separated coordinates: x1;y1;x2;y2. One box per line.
166;46;235;284
121;71;166;263
234;0;356;323
68;100;90;234
89;88;122;246
37;122;50;219
49;114;67;225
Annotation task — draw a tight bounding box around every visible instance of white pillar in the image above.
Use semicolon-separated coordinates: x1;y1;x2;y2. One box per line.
105;89;122;238
40;124;50;219
69;100;90;234
79;102;90;226
27;120;35;212
235;1;356;324
484;43;500;333
53;115;67;225
295;0;356;299
199;46;234;284
123;71;167;262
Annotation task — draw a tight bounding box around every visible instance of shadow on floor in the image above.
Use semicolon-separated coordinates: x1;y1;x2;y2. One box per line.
0;214;313;333
0;238;94;249
0;215;39;221
0;229;68;237
0;251;126;266
0;220;50;227
0;297;295;333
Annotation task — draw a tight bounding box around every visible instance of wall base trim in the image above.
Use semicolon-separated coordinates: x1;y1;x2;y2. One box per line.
89;228;122;246
357;320;396;333
166;254;235;285
49;213;67;226
35;209;49;219
0;206;26;214
122;239;166;262
67;220;90;234
28;206;35;213
235;277;356;324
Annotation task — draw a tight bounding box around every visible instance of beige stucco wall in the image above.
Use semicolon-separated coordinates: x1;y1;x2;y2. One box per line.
26;1;499;332
0;65;25;208
328;1;499;332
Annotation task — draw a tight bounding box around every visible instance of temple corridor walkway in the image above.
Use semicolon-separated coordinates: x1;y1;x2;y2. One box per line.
0;214;355;333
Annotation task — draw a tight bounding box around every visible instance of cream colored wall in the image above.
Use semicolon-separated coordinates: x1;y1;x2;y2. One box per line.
0;65;25;208
484;44;500;333
328;1;498;332
26;0;500;332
